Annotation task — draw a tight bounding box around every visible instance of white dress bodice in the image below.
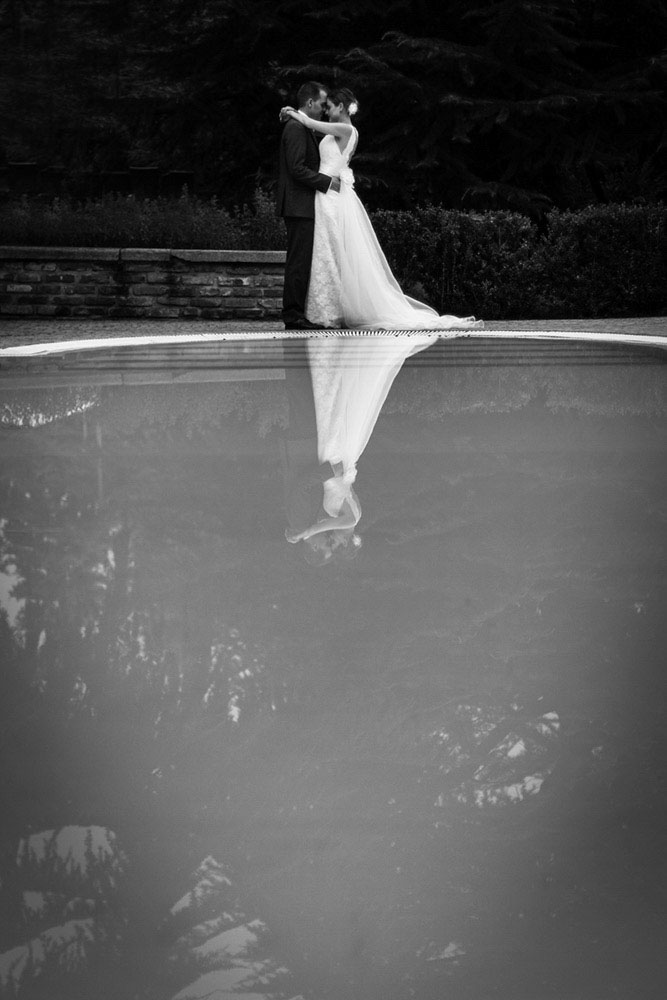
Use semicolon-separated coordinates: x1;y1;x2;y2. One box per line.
317;131;357;178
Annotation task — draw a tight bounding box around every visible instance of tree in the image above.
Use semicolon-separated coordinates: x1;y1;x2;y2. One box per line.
1;0;665;211
320;0;667;211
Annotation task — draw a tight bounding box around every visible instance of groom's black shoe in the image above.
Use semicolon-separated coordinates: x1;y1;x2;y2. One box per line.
284;319;327;331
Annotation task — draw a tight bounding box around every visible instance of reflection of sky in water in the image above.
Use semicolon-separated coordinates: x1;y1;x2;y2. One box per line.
0;566;23;624
1;339;666;1000
0;518;23;624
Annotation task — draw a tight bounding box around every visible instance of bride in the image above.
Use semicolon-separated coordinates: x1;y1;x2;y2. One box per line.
283;87;483;561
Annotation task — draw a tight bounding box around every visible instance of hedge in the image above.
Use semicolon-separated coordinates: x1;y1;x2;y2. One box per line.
1;193;665;319
0;189;287;253
371;203;667;319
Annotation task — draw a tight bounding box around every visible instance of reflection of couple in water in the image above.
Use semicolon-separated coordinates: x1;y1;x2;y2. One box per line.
278;79;482;563
282;335;451;565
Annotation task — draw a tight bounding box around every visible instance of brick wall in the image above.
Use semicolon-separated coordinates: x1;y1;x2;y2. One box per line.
0;247;286;319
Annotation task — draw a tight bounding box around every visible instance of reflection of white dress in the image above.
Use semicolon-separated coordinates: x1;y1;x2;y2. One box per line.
305;127;484;331
307;333;434;501
322;468;361;526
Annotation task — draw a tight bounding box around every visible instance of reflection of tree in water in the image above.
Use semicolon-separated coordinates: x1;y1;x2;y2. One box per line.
96;381;287;440
0;398;295;997
0;388;100;429
1;364;667;998
384;358;667;418
3;823;293;999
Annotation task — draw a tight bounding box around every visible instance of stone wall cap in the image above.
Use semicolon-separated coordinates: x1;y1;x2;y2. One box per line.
0;246;121;261
0;246;286;263
120;248;172;261
169;249;285;263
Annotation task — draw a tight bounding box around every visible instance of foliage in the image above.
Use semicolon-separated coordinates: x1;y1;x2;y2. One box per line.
0;188;286;249
371;201;667;318
314;0;667;212
537;203;667;317
0;0;666;210
2;193;665;317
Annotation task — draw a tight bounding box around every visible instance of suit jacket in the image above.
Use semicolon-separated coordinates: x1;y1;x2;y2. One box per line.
277;119;332;218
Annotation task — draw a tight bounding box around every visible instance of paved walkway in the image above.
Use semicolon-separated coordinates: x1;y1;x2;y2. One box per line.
0;316;665;349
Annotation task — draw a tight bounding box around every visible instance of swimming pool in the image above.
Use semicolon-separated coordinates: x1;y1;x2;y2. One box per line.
1;332;666;999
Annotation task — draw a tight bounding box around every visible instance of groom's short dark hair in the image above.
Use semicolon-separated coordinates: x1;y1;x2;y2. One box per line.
297;81;326;108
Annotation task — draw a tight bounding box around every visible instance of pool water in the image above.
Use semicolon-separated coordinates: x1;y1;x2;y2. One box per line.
1;337;666;1000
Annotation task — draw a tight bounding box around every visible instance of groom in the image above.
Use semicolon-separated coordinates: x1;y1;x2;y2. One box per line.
277;81;340;330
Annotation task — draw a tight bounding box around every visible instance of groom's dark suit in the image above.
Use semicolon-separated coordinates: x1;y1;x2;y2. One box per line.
278;119;333;327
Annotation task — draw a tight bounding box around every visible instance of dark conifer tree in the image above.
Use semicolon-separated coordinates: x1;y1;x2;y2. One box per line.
0;0;665;208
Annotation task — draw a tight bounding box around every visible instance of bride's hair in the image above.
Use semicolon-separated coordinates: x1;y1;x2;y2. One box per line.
328;87;360;116
301;544;332;567
300;535;333;567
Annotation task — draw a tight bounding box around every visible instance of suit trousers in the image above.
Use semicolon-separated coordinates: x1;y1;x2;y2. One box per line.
284;339;318;439
282;216;315;325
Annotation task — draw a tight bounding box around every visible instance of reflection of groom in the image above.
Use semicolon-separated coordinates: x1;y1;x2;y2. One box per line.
277;81;340;330
280;340;333;564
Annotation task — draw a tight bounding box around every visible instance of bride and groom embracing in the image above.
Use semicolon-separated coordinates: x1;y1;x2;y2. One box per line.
278;80;482;561
277;79;482;332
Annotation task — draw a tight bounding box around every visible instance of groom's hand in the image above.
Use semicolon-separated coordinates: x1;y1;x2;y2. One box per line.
330;177;341;193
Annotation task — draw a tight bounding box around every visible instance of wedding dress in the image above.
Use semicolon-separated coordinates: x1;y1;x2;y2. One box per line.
305;128;484;331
